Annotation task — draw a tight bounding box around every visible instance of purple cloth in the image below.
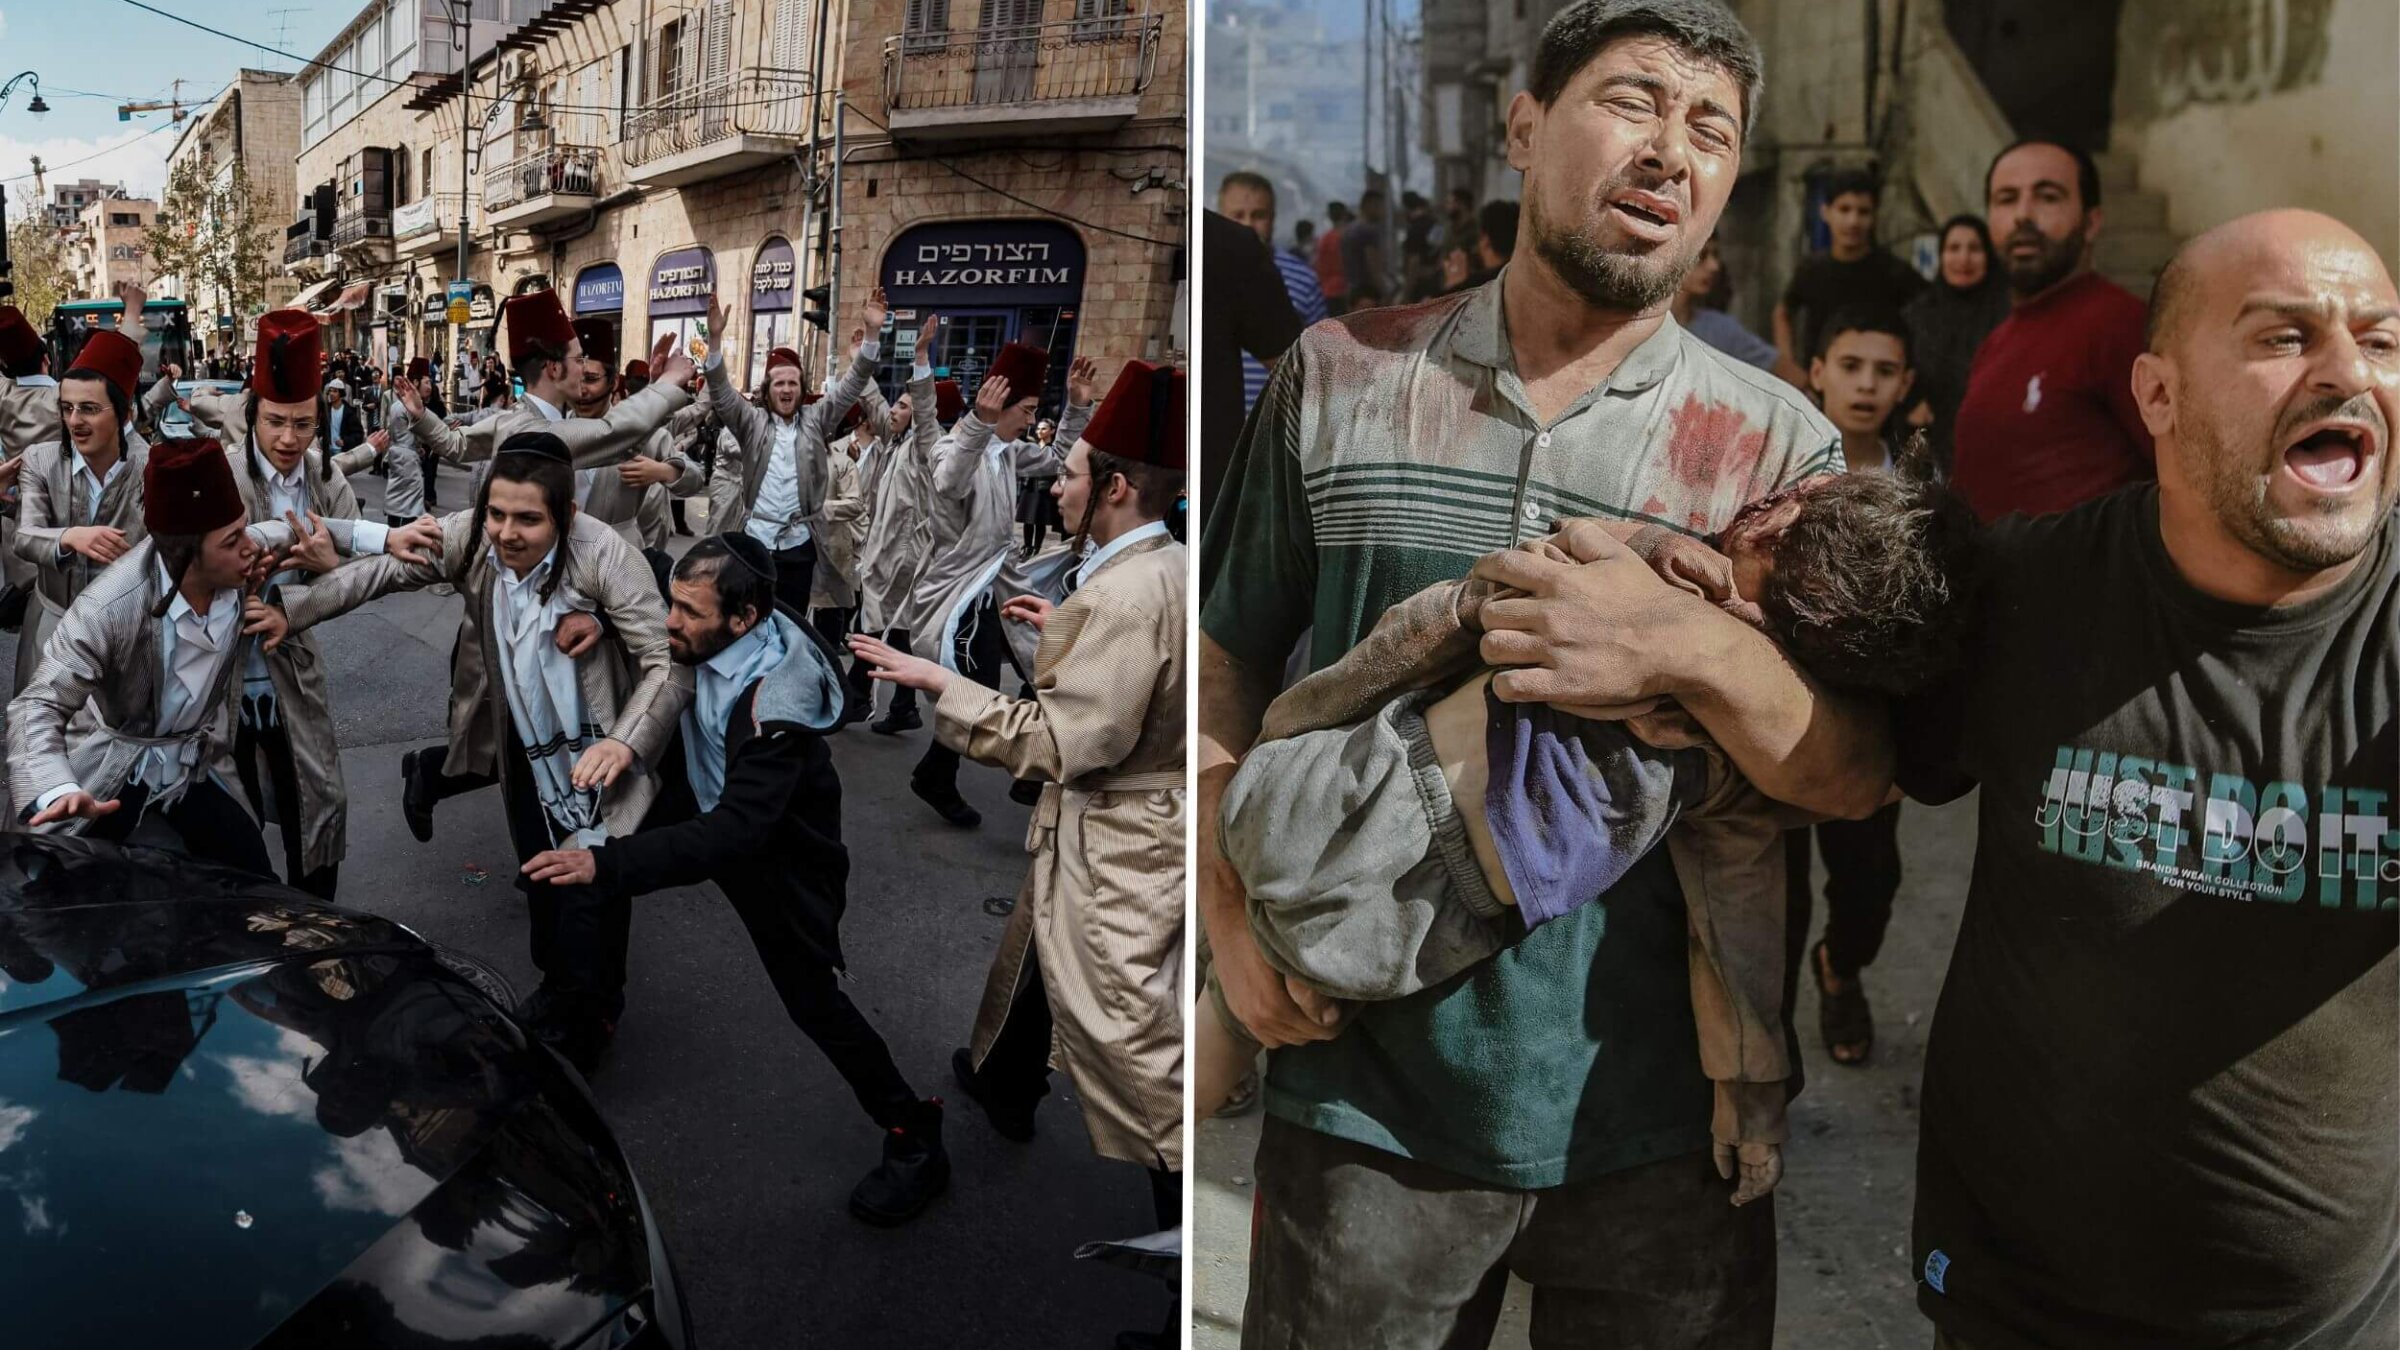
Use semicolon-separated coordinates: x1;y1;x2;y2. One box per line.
1481;685;1707;928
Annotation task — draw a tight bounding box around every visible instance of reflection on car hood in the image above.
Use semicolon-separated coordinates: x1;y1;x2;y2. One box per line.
0;838;654;1349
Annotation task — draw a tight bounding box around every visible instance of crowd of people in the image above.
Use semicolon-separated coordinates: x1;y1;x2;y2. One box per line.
0;247;1190;1343
1200;1;2394;1348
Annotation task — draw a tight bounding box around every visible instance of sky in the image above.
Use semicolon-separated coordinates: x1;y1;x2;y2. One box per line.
0;0;358;204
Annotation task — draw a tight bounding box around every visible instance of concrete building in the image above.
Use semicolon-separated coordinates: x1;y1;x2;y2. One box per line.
65;193;158;300
1413;0;2398;341
275;0;1185;411
161;69;306;343
1203;0;1368;245
47;179;117;230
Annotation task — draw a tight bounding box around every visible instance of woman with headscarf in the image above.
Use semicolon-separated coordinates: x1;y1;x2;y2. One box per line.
1901;213;2012;474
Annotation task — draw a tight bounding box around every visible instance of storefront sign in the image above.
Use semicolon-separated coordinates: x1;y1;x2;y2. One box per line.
752;238;796;309
425;284;495;324
574;264;625;314
647;248;716;318
879;220;1086;308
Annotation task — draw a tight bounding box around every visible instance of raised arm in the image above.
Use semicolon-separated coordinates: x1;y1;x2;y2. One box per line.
931;376;1005;500
1049;354;1099;453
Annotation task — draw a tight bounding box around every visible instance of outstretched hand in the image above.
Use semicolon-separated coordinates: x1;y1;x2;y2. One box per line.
522;848;597;886
26;791;121;828
281;509;341;575
387;515;443;567
554;610;601;658
847;633;953;695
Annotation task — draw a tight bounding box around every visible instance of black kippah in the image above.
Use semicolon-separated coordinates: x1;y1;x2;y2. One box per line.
716;531;778;585
496;430;572;464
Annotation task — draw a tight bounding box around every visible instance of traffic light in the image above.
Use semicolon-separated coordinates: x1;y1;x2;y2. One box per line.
800;284;830;332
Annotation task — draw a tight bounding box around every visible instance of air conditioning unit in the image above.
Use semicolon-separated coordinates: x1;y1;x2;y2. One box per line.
500;52;538;85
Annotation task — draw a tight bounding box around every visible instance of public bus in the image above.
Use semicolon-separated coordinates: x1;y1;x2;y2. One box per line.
45;297;193;388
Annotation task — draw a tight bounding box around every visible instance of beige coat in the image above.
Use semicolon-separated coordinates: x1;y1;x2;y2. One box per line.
808;440;868;611
853;374;941;633
10;432;151;696
948;532;1186;1171
580;421;703;552
900;400;1086;678
701;346;877;551
224;444;372;874
278;509;690;840
407;384;692;778
0;375;61;591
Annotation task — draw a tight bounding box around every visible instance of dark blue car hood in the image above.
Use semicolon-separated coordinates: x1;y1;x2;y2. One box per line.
0;837;657;1348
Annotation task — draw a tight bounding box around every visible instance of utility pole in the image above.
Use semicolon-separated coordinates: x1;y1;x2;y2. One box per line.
451;1;473;403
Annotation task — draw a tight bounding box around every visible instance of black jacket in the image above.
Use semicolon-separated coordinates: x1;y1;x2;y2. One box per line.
324;402;368;453
590;611;852;968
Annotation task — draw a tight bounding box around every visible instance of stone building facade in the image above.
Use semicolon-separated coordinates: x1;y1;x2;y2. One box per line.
162;69;306;339
66;194;158;300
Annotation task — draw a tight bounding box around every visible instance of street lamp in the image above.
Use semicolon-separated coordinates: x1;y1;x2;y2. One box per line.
0;72;47;120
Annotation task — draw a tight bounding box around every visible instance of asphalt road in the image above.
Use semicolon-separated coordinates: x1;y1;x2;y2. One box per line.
3;465;1168;1349
1195;791;1979;1349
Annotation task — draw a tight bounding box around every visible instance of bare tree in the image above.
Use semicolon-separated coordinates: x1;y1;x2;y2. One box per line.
4;187;74;324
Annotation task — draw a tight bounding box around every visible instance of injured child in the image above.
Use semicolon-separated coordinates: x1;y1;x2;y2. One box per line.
1205;467;1979;1204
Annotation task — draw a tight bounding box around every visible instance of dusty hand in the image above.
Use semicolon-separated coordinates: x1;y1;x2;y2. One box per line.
554;610;602;658
861;284;888;337
1623;524;1762;629
281;509;340;575
617;457;677;488
242;597;291;653
1066;355;1098;407
973;375;1012;422
1714;1140;1784;1205
522;848;597;886
999;595;1053;631
1472;527;1713;709
386;515;442;567
847;633;953;695
61;525;130;565
570;738;635;791
27;791;121;827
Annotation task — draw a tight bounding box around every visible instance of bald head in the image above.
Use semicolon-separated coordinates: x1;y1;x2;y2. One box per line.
2147;209;2394;352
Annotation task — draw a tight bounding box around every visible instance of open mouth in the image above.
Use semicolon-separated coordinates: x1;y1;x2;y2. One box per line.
2281;420;2380;492
1607;190;1680;238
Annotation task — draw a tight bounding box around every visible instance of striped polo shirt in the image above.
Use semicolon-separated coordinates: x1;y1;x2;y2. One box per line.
1202;272;1838;1187
1240;248;1331;415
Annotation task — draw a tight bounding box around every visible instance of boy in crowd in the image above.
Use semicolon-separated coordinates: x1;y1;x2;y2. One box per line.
1773;169;1926;390
1201;471;1978;1202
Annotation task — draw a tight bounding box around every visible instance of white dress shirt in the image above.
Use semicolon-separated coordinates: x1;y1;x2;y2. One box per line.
730;339;877;553
36;558;241;812
1073;519;1170;591
68;442;129;518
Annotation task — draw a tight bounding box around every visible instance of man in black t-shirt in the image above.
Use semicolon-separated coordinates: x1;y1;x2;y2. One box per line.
1773;168;1925;389
1199;208;1304;542
1897;209;2397;1349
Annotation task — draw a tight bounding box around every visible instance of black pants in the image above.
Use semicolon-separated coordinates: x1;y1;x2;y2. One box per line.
420;451;440;509
1783;801;1905;992
670;498;690;534
811;605;853;659
849;626;918;719
410;742;500;810
984;957;1177;1229
1245;1117;1774;1349
641;547;673;601
92;778;274;878
772;541;818;623
498;728;631;1027
232;717;339;900
720;871;918;1128
912;596;1004;792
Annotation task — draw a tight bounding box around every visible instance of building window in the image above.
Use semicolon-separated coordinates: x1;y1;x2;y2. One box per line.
1073;0;1132;42
422;147;435;196
903;0;951;54
110;213;141;227
655;17;690;98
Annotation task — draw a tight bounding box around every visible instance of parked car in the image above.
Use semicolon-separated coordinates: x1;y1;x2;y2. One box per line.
0;836;690;1348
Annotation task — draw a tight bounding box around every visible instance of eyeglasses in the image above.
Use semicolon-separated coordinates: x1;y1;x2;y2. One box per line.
59;402;112;419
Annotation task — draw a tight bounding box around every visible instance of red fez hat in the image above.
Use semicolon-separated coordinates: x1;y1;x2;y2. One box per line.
839;403;867;435
934;379;964;425
406;355;431;381
623;359;651;381
987;341;1049;401
765;346;803;374
1081;360;1186;471
144;437;247;536
572;318;618;371
70;329;145;403
503;289;577;367
250;309;323;404
0;305;43;372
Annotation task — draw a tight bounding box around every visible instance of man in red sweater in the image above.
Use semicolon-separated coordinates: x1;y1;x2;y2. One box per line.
1951;139;2155;521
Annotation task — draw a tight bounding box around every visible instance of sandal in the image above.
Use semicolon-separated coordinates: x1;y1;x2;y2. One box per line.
1814;940;1874;1066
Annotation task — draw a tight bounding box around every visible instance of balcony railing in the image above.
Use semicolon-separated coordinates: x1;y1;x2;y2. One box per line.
284;219;326;267
623;67;814;171
330;208;393;248
483;146;600;213
394;193;463;242
884;14;1160;116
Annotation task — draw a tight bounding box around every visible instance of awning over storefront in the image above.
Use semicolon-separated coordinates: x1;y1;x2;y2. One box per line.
752;238;795;313
311;282;373;320
574;264;625;314
289;276;342;312
647;247;715;319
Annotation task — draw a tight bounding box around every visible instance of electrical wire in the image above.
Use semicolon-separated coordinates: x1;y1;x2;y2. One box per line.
115;0;841;117
844;103;1184;248
1;120;180;185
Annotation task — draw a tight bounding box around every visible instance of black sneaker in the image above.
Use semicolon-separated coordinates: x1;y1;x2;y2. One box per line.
399;749;436;844
848;1099;951;1226
950;1046;1037;1142
1008;778;1043;807
838;696;872;728
871;706;923;736
912;777;981;829
534;1015;616;1077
